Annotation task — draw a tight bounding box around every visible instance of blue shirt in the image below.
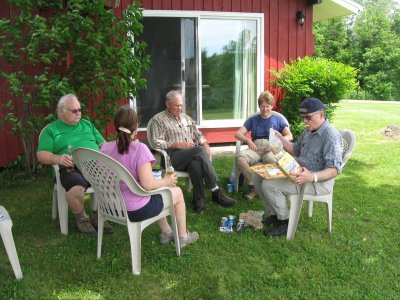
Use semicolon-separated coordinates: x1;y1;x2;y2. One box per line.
294;120;343;173
243;114;288;141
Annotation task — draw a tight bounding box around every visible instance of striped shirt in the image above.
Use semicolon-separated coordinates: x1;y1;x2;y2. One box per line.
294;120;343;173
150;110;205;150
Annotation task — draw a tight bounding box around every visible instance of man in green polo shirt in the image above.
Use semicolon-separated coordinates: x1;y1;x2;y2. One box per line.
37;94;113;236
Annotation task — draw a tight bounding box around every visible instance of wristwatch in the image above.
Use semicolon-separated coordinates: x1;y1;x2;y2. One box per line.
313;172;318;183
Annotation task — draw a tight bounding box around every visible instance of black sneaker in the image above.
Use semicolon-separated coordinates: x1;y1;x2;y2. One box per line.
262;214;278;226
193;197;205;213
211;189;236;207
263;219;288;237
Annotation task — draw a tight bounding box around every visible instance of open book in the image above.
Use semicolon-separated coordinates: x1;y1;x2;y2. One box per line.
250;151;302;180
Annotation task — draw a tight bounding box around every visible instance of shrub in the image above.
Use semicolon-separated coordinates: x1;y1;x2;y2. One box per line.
0;0;150;173
270;57;358;138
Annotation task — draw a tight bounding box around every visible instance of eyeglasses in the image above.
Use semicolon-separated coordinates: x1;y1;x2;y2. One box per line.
65;108;82;114
301;111;320;121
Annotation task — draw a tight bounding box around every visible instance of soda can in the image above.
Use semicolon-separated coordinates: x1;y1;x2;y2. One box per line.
220;217;228;227
236;218;246;232
227;215;236;229
227;183;233;193
219;226;233;233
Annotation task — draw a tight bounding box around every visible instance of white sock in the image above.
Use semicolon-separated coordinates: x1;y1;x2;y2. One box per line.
211;186;219;192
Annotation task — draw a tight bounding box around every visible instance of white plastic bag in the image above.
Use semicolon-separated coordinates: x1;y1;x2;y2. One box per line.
268;128;283;154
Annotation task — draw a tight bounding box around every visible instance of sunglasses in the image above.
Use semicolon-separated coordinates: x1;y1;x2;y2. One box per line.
65;108;82;114
300;111;320;121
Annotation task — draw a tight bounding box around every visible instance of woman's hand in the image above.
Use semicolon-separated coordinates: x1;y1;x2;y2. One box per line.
163;172;177;187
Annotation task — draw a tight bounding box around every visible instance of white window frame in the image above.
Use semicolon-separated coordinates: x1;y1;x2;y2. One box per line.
143;10;264;128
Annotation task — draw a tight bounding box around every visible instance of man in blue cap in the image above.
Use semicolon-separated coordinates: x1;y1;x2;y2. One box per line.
254;98;343;237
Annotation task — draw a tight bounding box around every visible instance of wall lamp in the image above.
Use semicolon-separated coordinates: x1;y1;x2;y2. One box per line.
296;10;305;26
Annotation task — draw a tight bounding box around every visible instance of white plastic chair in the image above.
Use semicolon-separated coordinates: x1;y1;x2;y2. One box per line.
233;111;290;192
72;147;181;275
286;129;356;240
147;118;192;192
0;206;23;280
39;125;97;235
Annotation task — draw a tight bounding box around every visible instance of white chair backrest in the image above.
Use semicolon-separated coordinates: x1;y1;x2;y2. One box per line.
146;118;157;150
339;129;356;169
38;124;50;141
73;147;148;222
272;111;289;126
39;123;61;176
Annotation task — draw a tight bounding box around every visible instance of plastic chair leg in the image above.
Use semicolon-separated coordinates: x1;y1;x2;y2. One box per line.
307;201;314;217
90;192;97;211
286;194;304;240
52;186;58;220
168;208;181;257
97;213;105;259
0;216;23;280
185;177;192;193
234;165;240;192
327;201;332;232
127;224;142;275
57;188;69;235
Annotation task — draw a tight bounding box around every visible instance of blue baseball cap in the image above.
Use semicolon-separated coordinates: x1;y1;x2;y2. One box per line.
300;98;327;114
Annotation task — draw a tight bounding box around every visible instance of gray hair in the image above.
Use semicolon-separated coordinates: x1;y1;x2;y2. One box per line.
57;94;78;117
166;90;182;103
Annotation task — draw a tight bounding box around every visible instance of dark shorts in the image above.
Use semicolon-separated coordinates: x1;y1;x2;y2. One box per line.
59;167;91;192
127;194;164;222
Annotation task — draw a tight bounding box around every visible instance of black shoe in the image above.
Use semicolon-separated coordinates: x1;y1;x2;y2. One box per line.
193;197;205;213
262;214;278;226
263;219;288;237
212;189;236;207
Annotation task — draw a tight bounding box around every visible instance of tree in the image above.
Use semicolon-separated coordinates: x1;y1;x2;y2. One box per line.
0;0;150;173
270;57;358;138
313;17;349;63
314;0;400;100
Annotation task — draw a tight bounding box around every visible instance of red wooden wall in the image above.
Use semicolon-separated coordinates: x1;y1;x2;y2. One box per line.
0;0;314;167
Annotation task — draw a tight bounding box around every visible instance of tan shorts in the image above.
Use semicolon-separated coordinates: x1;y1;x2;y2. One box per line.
236;139;276;165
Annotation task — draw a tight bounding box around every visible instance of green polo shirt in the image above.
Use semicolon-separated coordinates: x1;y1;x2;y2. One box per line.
38;119;105;157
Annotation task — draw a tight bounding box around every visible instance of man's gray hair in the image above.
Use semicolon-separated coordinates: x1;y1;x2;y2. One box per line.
166;90;182;102
57;94;78;117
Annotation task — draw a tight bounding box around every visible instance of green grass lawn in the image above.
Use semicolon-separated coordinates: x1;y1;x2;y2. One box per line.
1;101;399;299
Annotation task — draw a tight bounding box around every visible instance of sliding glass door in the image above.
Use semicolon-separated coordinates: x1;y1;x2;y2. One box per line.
138;11;263;128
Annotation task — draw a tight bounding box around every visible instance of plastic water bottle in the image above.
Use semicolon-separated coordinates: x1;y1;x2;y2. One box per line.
227;172;234;192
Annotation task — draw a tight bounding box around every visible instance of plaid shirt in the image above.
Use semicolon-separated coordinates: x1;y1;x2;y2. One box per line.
150;110;205;150
294;120;343;173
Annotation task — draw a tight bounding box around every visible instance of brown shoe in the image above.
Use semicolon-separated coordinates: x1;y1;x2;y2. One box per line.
91;211;114;234
77;217;97;237
245;185;257;200
212;189;236;207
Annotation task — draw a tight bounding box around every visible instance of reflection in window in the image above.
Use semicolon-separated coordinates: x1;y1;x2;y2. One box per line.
201;19;257;120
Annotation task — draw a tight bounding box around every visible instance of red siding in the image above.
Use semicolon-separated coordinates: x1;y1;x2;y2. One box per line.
0;0;315;167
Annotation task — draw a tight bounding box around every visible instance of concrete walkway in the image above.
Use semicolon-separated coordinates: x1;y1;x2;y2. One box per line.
210;145;236;156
